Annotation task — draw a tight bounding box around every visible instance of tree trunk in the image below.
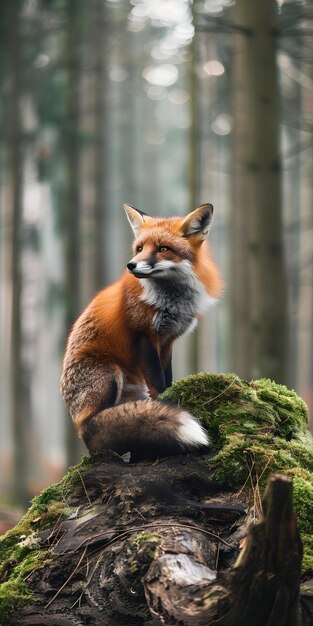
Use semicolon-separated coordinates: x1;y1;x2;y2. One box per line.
231;0;288;384
91;0;109;291
63;0;84;466
6;0;29;507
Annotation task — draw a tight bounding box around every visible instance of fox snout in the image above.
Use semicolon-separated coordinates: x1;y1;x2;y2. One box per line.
127;260;155;277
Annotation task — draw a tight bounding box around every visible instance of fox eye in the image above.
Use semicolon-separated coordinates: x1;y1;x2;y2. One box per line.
159;246;169;252
136;245;143;252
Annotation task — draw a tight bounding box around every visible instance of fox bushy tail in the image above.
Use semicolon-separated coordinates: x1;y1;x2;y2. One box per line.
77;400;209;461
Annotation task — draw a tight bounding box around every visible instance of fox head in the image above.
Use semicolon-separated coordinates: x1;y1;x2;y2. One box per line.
124;203;214;280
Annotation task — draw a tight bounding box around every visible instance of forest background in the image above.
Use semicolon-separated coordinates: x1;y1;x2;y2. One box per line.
0;0;312;512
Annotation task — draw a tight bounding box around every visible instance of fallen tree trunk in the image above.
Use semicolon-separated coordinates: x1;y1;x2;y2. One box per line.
1;374;313;625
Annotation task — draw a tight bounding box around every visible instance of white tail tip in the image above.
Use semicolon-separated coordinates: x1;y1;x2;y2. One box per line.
177;411;209;448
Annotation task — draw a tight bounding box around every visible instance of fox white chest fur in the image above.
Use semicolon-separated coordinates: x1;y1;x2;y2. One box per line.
139;260;215;337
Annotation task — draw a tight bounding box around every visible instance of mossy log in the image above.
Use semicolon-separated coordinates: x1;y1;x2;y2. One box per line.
1;374;313;625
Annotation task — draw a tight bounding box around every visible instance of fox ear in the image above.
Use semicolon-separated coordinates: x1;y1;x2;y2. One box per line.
180;203;214;241
123;203;150;237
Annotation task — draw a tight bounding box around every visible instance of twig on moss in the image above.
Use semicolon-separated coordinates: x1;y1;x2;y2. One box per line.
76;469;92;507
200;375;238;406
244;449;262;521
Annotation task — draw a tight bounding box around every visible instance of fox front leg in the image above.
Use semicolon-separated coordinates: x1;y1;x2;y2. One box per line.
139;335;166;399
161;344;172;388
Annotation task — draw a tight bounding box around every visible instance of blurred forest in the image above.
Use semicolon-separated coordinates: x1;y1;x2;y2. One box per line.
0;0;312;509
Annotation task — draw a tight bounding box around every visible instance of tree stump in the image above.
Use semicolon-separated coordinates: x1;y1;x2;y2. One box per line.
1;373;313;625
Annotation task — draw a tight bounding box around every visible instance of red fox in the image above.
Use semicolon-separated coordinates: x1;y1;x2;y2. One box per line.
61;203;222;461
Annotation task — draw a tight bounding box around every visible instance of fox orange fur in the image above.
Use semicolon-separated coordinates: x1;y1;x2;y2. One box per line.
61;203;222;461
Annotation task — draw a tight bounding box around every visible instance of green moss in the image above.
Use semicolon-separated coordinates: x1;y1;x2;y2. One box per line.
131;533;161;548
128;534;161;575
0;549;49;622
301;534;313;574
30;453;95;513
0;454;95;622
161;372;313;574
292;477;313;534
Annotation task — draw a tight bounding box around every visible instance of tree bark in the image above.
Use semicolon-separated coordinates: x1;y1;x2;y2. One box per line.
231;0;288;384
3;454;311;626
145;475;303;625
6;0;29;507
91;0;109;291
63;0;84;467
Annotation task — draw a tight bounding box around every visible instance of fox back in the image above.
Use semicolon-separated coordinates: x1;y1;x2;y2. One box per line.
61;203;221;461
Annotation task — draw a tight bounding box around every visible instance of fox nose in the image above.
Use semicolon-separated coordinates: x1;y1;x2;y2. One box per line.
127;262;136;272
